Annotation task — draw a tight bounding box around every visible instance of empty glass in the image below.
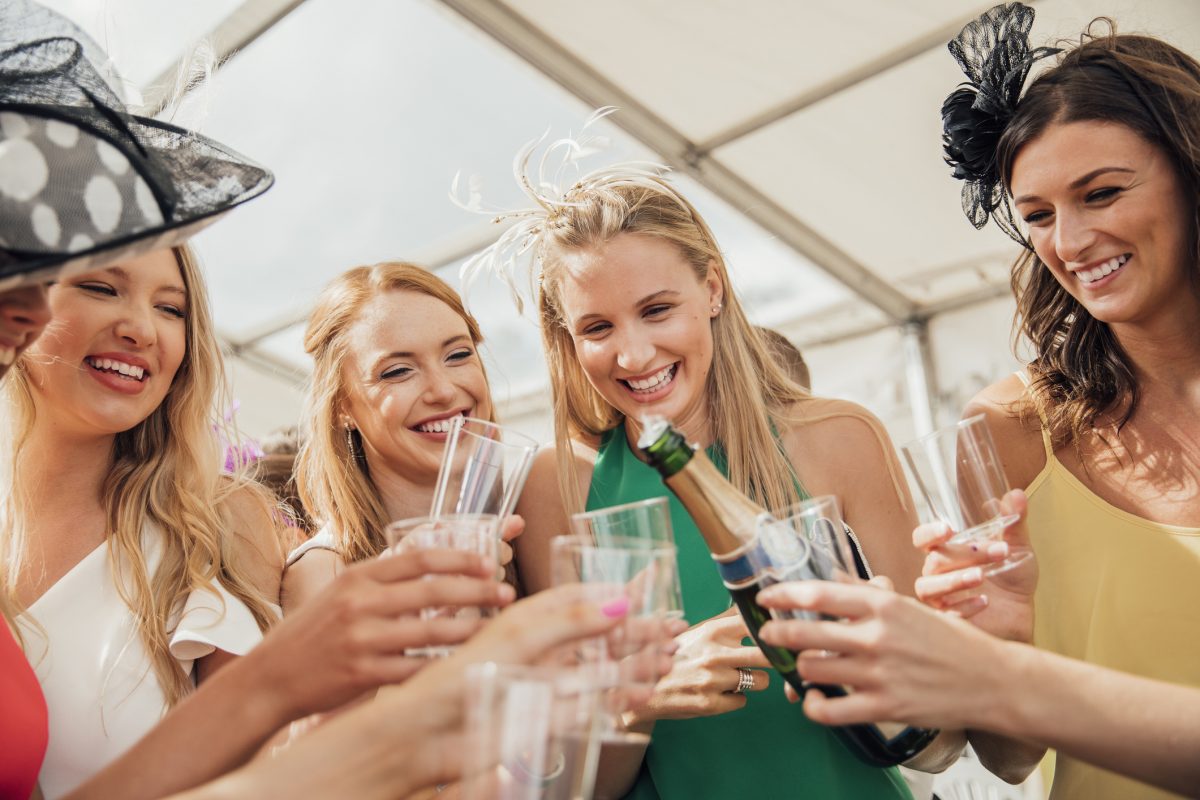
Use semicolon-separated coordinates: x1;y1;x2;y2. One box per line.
385;513;501;657
901;414;1031;575
569;498;684;618
549;533;680;744
462;663;603;800
431;416;539;521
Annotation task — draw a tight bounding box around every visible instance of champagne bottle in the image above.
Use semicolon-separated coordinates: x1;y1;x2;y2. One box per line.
638;417;939;768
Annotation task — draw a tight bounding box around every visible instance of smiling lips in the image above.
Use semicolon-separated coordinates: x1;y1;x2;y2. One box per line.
1076;254;1130;285
620;363;678;399
412;410;467;434
85;356;148;382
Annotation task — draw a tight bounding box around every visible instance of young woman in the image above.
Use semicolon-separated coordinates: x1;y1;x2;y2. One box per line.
464;152;967;796
918;6;1200;798
286;262;517;610
1;245;284;798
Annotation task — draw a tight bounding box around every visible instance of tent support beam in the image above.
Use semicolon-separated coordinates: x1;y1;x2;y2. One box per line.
902;320;939;437
438;0;917;323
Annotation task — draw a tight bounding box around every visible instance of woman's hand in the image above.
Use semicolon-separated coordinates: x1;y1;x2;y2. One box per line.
758;580;1007;731
913;489;1038;642
498;514;524;583
623;611;772;726
250;549;515;720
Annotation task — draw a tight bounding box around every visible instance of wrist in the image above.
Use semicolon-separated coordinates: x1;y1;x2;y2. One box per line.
980;638;1033;738
214;646;299;731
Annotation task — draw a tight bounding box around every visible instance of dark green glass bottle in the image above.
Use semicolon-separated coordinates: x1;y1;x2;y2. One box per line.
638;417;940;768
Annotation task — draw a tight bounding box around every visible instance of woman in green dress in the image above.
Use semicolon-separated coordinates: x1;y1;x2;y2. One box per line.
467;128;965;796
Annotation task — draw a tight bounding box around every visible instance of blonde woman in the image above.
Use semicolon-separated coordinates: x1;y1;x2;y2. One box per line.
458;123;966;798
2;245;284;798
285;262;518;612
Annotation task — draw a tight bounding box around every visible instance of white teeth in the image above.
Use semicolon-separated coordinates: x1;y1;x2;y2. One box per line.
86;356;145;380
416;413;464;433
1078;254;1129;284
626;364;676;392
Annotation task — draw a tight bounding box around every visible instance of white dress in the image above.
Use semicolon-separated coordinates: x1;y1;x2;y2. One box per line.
19;527;277;799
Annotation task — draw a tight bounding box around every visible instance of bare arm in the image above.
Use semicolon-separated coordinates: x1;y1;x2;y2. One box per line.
759;581;1200;796
68;550;508;800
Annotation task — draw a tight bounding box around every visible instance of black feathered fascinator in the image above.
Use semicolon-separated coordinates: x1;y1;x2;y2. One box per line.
0;0;273;290
942;3;1060;247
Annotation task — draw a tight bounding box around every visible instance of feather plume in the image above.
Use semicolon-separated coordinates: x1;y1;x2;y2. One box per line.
451;107;669;315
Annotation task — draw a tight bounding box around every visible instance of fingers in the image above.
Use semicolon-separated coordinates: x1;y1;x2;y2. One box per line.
707;646;772;670
371;574;515;617
723;666;770;694
364;615;487;654
497;540;514;567
363;548;495;582
759;618;861;655
867;574;894;592
802;686;882;727
914;567;983;606
463;584;628;664
499;514;525;542
912;521;954;550
703;612;752;639
757;581;876;620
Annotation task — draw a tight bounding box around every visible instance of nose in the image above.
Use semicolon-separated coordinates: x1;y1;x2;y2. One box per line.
0;284;52;338
1053;207;1098;265
423;366;458;406
614;328;656;375
113;301;157;348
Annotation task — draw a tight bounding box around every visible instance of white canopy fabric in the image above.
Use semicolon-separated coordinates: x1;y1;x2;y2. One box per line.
31;0;1200;445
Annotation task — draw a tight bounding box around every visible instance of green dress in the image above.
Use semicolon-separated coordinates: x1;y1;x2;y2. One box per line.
588;427;913;800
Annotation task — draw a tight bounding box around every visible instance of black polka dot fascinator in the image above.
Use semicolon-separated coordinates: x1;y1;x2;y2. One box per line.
0;0;273;290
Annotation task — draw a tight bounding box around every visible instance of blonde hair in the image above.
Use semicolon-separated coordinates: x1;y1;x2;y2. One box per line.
296;262;493;565
534;178;810;514
0;244;281;705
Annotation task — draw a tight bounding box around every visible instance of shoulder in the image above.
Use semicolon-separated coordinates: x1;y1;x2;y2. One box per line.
779;397;894;461
965;373;1047;490
523;435;599;499
216;482;288;592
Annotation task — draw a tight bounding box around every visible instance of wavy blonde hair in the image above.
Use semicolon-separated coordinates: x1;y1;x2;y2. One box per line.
0;244;281;705
296;262;493;565
534;178;810;514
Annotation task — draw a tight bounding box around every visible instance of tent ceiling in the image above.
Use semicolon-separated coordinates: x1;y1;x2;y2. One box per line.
39;0;1200;405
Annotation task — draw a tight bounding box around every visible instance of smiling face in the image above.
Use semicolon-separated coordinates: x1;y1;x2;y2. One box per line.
0;283;52;380
339;289;491;485
1011;120;1195;326
555;232;722;438
24;248;187;437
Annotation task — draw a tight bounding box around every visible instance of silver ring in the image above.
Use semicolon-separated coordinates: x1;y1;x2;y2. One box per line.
734;667;755;694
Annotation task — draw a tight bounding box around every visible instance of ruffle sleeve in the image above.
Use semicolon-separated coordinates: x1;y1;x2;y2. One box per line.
168;580;279;661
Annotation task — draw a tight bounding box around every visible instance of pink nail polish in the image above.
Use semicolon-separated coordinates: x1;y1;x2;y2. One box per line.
601;597;630;618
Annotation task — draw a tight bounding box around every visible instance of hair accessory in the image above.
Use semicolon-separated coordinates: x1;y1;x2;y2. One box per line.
451;107;668;315
941;2;1060;246
0;0;273;290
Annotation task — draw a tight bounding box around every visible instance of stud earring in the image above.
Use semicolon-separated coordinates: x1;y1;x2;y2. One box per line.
711;303;723;315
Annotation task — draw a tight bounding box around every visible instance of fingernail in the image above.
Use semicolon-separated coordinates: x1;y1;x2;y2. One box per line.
497;584;516;602
601;597;630;618
965;567;983;583
987;542;1009;559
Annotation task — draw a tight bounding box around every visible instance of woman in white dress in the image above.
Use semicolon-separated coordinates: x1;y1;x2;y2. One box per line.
1;243;286;799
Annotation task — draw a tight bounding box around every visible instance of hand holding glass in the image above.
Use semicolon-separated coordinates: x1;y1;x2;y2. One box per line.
901;414;1032;576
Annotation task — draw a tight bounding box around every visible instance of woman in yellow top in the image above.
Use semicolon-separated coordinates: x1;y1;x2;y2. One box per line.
917;5;1200;798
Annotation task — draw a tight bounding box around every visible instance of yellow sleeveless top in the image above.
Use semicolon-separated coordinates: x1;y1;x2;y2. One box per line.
1019;377;1200;800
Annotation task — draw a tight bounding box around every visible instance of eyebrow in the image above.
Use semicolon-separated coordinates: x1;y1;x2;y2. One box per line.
373;335;471;365
575;290;680;325
1014;166;1135;204
103;266;187;298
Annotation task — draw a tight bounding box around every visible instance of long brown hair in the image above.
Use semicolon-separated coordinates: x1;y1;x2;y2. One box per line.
997;23;1200;446
535;177;810;514
296;262;492;564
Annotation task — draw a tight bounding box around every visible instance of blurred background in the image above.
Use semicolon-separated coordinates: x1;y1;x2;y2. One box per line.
36;0;1200;447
